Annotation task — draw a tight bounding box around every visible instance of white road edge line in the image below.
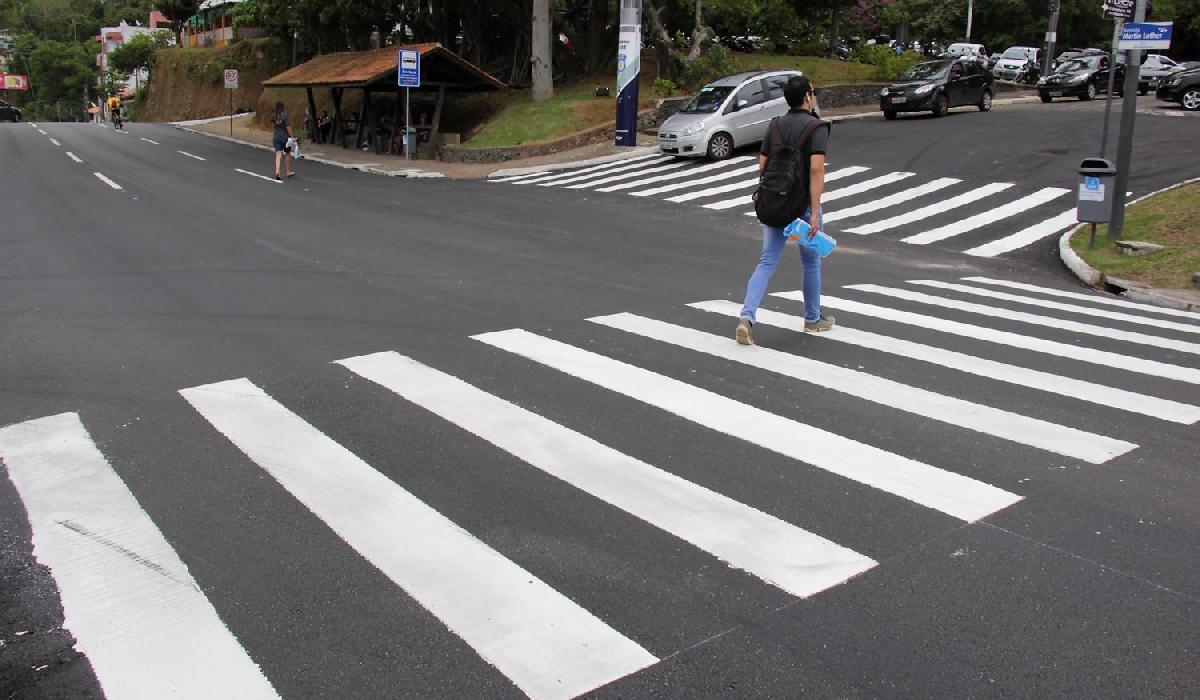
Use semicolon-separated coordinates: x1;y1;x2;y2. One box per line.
0;413;281;699
234;168;281;184
140;137;160;145
177;150;207;161
65;152;82;163
49;137;61;146
180;378;657;700
338;351;876;598
93;172;123;190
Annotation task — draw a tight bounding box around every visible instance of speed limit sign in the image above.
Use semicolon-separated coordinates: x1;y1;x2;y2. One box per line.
223;69;239;89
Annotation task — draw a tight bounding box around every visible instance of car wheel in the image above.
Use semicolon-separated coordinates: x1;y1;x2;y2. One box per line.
978;90;992;112
1138;87;1149;96
884;110;898;120
706;132;733;160
1081;82;1096;101
1039;91;1052;103
1182;89;1200;111
932;93;949;117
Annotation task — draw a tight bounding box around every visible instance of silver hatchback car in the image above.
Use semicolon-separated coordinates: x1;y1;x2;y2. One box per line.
657;70;813;160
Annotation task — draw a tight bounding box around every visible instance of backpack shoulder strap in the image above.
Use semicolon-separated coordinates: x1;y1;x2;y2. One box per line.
791;117;827;150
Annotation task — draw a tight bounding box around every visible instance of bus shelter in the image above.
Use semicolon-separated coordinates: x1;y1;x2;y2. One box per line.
263;43;506;156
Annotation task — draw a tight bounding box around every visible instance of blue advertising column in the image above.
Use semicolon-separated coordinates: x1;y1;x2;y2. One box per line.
615;0;642;147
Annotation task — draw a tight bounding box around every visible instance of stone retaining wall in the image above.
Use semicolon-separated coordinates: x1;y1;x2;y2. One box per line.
438;109;657;164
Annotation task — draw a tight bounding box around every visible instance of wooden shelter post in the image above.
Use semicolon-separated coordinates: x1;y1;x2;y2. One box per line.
362;88;378;153
429;84;446;158
305;87;319;143
331;87;346;147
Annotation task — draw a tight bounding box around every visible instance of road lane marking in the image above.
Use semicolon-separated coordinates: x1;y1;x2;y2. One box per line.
846;284;1200;356
65;152;82;163
822;178;960;223
180;378;656;700
49;137;61;146
667;176;758;203
565;159;693;189
910;280;1200;335
140;137;160;145
339;351;876;598
695;165;879;209
234;168;282;184
538;155;674;187
962;277;1200;320
597;156;757;192
690;300;1200;424
783;293;1200;385
94;172;123;190
489;171;550;182
963;209;1079;257
0;413;280;699
177;150;206;161
472;329;1021;522
37;128;47;135
821;171;916;203
516;153;665;185
846;183;1014;234
632;162;762;197
901;187;1070;245
591;313;1135;463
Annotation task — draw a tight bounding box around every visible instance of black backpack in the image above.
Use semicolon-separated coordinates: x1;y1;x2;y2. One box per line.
753;116;826;227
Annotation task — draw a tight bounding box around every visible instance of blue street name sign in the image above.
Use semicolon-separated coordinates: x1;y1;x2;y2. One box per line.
398;49;421;88
1117;22;1173;50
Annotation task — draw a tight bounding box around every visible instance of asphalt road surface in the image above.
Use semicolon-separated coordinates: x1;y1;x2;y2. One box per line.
2;97;1198;699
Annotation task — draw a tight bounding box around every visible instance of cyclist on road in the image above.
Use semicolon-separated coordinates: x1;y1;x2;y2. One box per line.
107;96;124;130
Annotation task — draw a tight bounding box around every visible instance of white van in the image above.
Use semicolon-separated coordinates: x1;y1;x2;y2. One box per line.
946;43;987;60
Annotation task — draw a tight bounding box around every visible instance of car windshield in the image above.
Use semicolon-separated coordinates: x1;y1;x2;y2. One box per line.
1002;48;1030;60
679;86;734;113
899;62;949;81
1060;57;1098;72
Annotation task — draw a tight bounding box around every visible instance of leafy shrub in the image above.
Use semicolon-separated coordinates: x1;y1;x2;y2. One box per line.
678;43;740;91
653;78;677;98
853;45;925;81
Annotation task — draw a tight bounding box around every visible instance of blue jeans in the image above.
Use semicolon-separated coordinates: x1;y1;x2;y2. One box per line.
740;210;823;323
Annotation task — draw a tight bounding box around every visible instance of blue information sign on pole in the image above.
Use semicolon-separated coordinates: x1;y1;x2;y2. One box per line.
397;49;421;87
614;1;642;147
1117;21;1172;49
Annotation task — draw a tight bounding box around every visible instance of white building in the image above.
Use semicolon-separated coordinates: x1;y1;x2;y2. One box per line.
96;12;173;98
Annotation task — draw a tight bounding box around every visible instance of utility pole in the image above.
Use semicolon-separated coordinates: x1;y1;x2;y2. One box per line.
966;0;974;40
614;0;641;147
1108;0;1147;239
1044;0;1059;77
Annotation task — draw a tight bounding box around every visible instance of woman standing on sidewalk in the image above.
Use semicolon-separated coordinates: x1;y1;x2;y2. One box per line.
271;102;296;180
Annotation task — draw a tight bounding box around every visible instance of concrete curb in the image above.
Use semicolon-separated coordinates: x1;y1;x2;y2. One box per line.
172;113;256;127
1058;176;1200;311
174;125;446;178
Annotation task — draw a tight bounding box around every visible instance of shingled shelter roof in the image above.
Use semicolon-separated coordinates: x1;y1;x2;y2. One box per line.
263;43;507;91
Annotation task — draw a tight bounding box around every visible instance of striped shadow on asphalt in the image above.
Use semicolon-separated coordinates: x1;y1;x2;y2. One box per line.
911;280;1200;335
900;187;1070;245
963;277;1200;321
782;293;1200;385
0;413;280;700
689;300;1200;424
589;313;1135;463
337;351;876;599
180;378;657;700
472;329;1022;522
960;279;1200;324
846;284;1200;356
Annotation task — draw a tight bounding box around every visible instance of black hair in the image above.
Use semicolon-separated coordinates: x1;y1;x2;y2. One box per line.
784;75;814;109
274;101;285;114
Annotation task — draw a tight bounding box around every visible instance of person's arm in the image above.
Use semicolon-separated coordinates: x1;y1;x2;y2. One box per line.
759;154;768;172
807;153;826;235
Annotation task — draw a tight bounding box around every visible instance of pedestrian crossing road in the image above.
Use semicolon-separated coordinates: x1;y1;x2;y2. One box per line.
489;154;1088;259
3;274;1198;698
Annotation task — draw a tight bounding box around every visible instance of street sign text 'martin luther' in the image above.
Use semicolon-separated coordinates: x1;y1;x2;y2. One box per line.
1117;21;1173;49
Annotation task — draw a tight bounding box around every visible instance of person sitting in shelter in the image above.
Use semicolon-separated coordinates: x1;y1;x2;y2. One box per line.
317;110;332;143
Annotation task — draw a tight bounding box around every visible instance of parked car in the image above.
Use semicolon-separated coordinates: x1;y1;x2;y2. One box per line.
1137;54;1180;94
1166;60;1200;74
945;42;987;60
993;46;1042;82
880;58;993;119
987;52;1003;68
1037;54;1124;102
0;99;20;122
658;70;815;160
1156;65;1200;110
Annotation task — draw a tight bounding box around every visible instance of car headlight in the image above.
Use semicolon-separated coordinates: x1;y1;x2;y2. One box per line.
1070;74;1089;83
679;121;705;137
1166;78;1181;87
880;87;889;97
1037;77;1047;85
915;83;936;94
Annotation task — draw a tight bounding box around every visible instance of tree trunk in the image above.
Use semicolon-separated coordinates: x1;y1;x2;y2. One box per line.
644;2;677;81
827;3;842;58
686;0;713;62
586;0;609;73
531;0;553;102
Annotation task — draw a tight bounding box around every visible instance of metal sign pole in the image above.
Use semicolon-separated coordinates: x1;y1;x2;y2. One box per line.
614;0;642;147
1100;19;1122;157
405;87;410;162
229;88;233;136
1109;0;1148;240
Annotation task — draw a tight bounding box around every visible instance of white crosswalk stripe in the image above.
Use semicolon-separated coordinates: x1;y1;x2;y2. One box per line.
962;209;1079;257
821;171;915;203
845;284;1200;356
845;182;1014;235
513;153;664;185
822;178;960;223
792;293;1200;384
180;378;657;700
565;159;694;189
688;300;1200;424
901;187;1070;245
589;313;1136;463
0;413;280;700
597;156;756;192
628;162;764;197
962;277;1200;320
472;328;1022;521
666;176;759;203
710;165;872;212
337;351;876;599
909;280;1200;335
537;156;673;187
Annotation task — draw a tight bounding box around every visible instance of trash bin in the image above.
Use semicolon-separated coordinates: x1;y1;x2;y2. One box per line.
1077;157;1116;223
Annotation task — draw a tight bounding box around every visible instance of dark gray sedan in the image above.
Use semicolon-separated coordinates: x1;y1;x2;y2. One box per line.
880;59;994;119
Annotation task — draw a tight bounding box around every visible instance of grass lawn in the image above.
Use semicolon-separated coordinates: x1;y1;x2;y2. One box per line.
728;54;881;85
1070;181;1200;289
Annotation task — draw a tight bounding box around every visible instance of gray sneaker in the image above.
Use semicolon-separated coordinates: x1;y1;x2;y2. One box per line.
736;318;754;345
804;314;836;332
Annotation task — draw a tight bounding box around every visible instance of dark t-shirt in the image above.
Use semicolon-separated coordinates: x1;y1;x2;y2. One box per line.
760;109;830;157
272;112;290;142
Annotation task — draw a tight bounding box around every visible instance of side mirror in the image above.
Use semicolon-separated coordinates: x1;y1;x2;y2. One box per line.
736;99;749;110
